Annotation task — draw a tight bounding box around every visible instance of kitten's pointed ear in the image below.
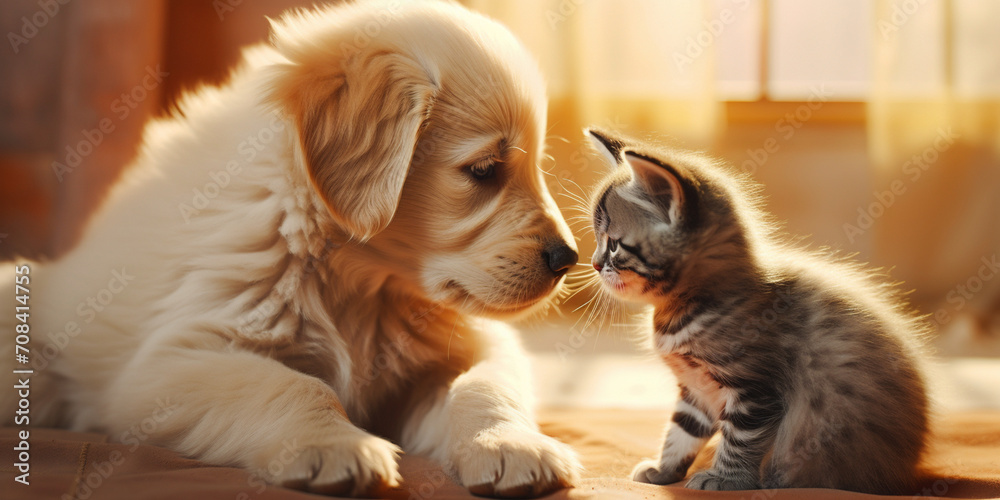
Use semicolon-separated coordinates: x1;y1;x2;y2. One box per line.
625;152;697;226
585;128;626;168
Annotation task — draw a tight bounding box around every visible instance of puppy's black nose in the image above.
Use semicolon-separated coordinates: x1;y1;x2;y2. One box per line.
543;243;578;276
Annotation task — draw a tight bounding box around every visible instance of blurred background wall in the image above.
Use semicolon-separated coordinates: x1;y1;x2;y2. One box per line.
1;0;998;354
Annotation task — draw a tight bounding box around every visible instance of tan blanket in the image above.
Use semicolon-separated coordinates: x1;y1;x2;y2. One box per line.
3;410;999;499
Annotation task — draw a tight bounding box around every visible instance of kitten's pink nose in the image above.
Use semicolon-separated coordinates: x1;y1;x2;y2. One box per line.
593;263;603;271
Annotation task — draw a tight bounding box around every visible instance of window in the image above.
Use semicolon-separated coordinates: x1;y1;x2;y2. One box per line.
716;0;1000;101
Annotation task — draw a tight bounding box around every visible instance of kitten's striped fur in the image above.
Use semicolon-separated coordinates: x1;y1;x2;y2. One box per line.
585;129;929;493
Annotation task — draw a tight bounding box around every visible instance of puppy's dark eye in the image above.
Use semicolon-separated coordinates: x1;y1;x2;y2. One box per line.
468;161;496;181
608;238;619;252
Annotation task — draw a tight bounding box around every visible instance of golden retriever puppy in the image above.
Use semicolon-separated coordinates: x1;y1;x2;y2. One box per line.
0;1;581;496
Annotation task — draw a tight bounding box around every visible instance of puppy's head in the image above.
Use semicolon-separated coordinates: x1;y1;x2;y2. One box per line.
268;1;576;318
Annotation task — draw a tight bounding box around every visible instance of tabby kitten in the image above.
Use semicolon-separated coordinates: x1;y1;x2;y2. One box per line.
584;129;929;493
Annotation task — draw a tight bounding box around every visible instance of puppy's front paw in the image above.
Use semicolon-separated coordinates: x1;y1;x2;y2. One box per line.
630;459;685;485
259;431;402;497
453;426;582;498
686;469;757;491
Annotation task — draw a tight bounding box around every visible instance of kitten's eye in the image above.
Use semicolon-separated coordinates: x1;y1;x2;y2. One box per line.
467;160;497;181
608;238;619;252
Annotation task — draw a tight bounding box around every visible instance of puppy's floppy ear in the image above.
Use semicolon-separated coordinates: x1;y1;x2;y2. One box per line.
270;51;437;241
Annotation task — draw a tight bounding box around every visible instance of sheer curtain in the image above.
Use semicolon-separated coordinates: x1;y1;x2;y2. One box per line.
462;0;721;143
870;0;1000;350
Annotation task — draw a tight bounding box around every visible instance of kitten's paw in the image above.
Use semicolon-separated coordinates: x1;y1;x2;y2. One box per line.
452;426;582;498
686;470;757;491
630;459;686;485
261;431;402;497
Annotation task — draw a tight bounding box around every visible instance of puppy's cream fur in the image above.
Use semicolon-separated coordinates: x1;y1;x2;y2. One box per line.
1;1;580;496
